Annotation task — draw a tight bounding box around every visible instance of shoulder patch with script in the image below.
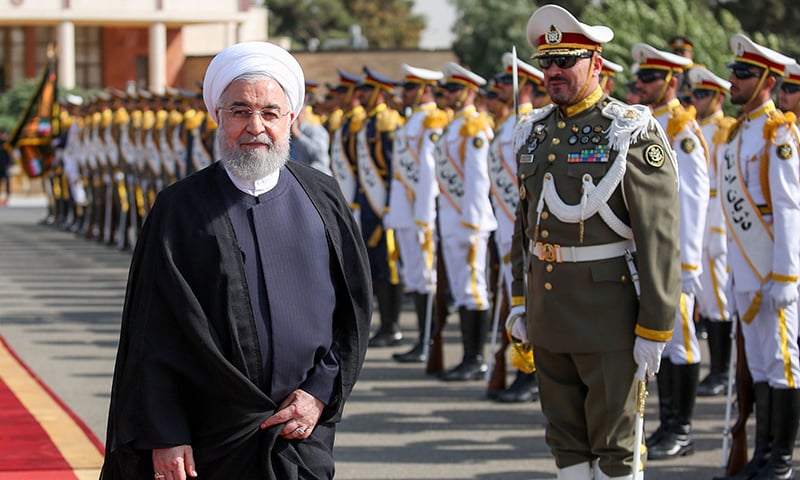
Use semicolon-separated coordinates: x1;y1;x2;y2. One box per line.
680;138;695;153
644;144;666;168
777;143;793;160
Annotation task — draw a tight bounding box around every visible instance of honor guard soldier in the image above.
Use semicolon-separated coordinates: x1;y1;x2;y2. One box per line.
687;67;736;397
434;62;497;381
489;53;546;403
669;36;696;105
506;5;680;478
600;58;624;95
329;69;365;216
632;42;711;460
289;80;331;175
778;61;800;118
713;34;800;480
384;64;446;362
351;67;406;347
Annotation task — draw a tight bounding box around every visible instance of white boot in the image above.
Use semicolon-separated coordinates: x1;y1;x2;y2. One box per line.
557;461;593;480
592;459;636;480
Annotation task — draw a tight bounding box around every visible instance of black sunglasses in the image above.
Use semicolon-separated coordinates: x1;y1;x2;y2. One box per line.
691;89;715;99
731;67;761;80
636;70;668;84
537;53;592;70
496;75;514;85
441;83;465;93
402;82;421;91
781;83;800;94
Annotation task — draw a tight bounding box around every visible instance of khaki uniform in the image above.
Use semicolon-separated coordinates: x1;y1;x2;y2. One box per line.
510;89;680;474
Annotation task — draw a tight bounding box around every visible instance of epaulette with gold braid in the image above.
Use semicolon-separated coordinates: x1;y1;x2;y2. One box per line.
114;108;130;124
183;109;203;130
61;113;74;130
327;109;343;132
764;110;797;142
349;107;367;133
423;109;449;130
459;112;491;137
712;117;737;145
666;104;696;139
156;110;168;130
377;108;403;132
131;110;143;129
142;110;156;130
101;108;113;128
169;110;183;126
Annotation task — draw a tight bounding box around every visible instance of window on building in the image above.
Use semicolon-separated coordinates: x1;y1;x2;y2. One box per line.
76;26;102;89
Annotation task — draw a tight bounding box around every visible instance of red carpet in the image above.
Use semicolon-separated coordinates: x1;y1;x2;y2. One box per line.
0;337;104;480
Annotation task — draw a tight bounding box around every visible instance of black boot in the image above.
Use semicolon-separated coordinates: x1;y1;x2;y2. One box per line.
646;357;674;449
439;308;489;381
713;382;773;480
648;362;699;460
698;320;733;397
368;281;404;347
393;292;431;363
753;388;800;480
496;370;539;403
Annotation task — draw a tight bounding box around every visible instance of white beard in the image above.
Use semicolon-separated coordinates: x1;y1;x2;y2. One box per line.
218;130;290;181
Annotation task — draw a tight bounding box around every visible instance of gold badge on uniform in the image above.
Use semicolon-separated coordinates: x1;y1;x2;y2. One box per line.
644;144;666;168
430;132;440;142
680;138;695;153
777;143;793;160
473;137;484;149
545;25;562;45
519;184;527;200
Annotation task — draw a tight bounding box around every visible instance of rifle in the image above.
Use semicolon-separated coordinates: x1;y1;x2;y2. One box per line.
724;317;752;476
426;239;448;375
486;282;510;396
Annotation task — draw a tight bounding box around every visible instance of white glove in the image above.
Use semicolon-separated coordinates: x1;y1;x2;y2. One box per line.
768;280;799;311
633;337;666;377
505;305;528;343
706;233;726;261
681;271;702;296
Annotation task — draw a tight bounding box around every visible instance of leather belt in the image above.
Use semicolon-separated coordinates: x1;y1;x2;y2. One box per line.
529;239;636;263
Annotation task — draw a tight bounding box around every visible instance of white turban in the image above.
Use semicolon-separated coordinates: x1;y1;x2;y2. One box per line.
202;41;305;123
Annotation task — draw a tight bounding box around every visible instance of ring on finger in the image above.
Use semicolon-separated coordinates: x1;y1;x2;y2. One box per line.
295;427;305;435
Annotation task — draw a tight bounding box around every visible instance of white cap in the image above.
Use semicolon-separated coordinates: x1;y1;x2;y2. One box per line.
688;67;731;93
502;52;544;83
729;33;794;76
631;43;692;72
785;61;800;85
601;58;624;74
400;64;443;84
442;62;486;89
527;4;613;56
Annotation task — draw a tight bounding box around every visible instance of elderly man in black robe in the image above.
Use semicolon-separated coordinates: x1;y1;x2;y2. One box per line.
100;42;372;480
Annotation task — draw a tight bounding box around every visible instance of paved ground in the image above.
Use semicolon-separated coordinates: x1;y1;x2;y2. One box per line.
0;200;765;479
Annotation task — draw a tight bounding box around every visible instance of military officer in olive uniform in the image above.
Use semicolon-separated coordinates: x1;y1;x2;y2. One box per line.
632;43;710;461
713;35;800;480
506;5;680;479
434;62;497;381
687;67;736;398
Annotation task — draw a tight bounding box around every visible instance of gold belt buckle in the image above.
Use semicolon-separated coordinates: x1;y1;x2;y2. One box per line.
537;242;561;263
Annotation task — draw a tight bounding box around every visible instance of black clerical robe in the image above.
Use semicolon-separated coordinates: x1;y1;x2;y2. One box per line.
100;161;372;480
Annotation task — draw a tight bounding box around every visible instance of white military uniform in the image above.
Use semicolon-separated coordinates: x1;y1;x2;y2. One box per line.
652;97;709;365
489;103;531;300
721;99;800;387
697;108;732;322
385;102;442;294
435;103;497;310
